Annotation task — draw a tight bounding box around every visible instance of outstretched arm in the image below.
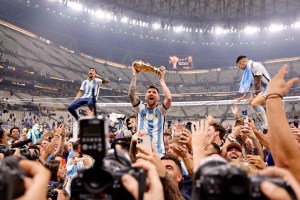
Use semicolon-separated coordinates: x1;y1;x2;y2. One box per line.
159;66;172;109
265;65;300;182
128;66;140;106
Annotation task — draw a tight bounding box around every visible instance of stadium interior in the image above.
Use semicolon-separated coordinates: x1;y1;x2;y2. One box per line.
0;0;299;126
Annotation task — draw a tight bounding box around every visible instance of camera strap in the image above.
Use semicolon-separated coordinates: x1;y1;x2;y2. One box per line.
138;171;147;200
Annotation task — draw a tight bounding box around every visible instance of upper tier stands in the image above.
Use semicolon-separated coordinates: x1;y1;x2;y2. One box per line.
0;22;299;119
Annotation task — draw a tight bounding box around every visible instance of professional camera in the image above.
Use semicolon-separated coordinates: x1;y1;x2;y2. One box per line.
0;141;39;160
193;157;297;200
0;156;26;200
70;116;147;200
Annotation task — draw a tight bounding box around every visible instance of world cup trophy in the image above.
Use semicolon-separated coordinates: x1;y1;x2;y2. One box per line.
132;60;160;75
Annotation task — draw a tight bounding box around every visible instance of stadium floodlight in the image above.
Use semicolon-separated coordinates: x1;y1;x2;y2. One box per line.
268;24;284;32
173;25;183;33
293;21;300;28
215;27;227;35
244;26;259;34
121;17;128;23
67;1;82;12
152;23;161;30
95;10;105;19
105;13;114;20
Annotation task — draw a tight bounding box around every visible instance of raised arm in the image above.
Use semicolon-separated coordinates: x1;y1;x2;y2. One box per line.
265;65;300;182
128;66;140;106
54;125;66;156
159;66;172;109
95;74;110;84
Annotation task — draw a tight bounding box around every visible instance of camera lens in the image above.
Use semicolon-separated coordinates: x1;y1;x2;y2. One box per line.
82;167;113;194
227;173;248;197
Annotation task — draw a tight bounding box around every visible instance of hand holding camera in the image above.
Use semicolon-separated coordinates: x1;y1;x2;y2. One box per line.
122;160;164;200
260;167;300;200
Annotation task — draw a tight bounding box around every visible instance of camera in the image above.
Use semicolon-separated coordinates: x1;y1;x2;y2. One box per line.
48;182;63;200
193;158;297;200
0;156;26;200
70;116;147;200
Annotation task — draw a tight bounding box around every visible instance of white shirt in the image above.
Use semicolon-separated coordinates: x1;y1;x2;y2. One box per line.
248;60;271;89
80;78;102;98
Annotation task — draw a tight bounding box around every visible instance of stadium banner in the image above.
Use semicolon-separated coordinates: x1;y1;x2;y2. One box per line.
169;56;193;70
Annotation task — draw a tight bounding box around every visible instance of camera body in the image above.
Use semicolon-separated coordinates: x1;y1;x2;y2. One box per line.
71;116;146;200
71;164;145;200
48;182;63;200
193;159;296;200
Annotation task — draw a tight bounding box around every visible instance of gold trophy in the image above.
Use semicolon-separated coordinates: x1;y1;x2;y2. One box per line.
132;60;160;75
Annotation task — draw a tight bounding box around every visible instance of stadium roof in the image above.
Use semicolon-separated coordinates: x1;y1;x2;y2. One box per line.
92;0;300;25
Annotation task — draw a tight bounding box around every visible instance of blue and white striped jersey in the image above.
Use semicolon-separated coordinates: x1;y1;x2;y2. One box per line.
80;78;102;98
134;102;169;155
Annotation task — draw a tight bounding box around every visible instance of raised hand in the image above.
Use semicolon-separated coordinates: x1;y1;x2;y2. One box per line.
231;104;239;116
159;66;166;81
266;65;299;97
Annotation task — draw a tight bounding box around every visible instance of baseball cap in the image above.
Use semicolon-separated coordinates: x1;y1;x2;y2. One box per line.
226;142;242;152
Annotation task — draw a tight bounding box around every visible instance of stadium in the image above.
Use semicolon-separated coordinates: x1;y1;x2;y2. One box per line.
1;0;300;200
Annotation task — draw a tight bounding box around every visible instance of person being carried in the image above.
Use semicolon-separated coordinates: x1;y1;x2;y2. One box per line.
128;64;172;155
68;67;109;120
236;55;271;130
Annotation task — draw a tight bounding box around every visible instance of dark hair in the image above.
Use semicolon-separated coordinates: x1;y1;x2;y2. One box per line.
9;126;20;135
45;160;60;182
72;139;80;151
0;128;4;140
236;55;247;63
210;122;226;140
90;67;97;74
211;142;221;155
163;132;172;137
161;154;182;174
147;85;159;93
111;138;130;151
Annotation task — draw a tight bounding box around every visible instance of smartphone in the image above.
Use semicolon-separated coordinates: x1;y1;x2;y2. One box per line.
174;123;184;137
250;148;258;155
80;116;106;160
137;135;152;153
243;116;249;127
185;122;193;132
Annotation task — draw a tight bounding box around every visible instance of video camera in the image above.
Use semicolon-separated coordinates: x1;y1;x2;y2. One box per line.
0;139;39;160
70;115;147;200
193;158;297;200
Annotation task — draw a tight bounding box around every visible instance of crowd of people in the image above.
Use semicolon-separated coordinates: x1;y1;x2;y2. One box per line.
0;58;299;200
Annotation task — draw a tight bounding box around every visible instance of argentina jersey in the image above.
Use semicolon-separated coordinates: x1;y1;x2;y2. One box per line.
80;78;102;98
249;60;271;90
134;102;168;155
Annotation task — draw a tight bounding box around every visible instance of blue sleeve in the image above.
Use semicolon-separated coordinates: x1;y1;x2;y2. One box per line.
267;152;275;166
46;153;54;163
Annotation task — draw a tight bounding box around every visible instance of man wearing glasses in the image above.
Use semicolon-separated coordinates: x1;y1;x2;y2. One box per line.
236;55;271;131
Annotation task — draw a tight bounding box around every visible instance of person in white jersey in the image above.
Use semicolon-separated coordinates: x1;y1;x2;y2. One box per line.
68;68;110;120
236;55;271;130
128;65;172;155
